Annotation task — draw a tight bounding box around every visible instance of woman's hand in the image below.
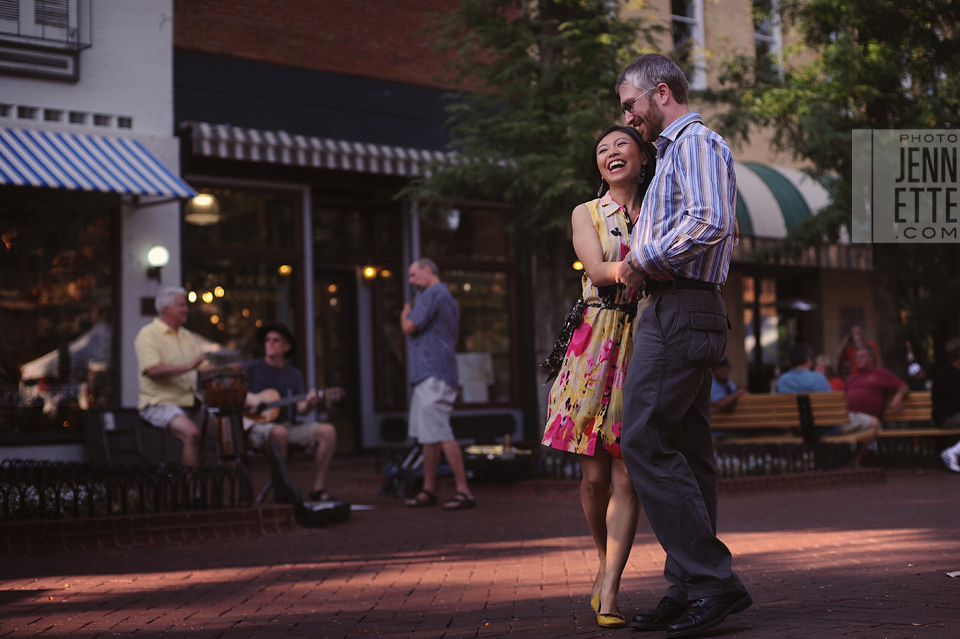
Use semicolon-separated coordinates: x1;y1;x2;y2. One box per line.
616;258;645;287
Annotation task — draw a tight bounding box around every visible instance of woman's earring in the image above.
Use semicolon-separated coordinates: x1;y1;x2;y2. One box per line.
637;166;646;184
597;179;607;197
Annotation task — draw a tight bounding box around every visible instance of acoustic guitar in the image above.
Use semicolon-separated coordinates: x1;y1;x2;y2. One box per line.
243;387;345;426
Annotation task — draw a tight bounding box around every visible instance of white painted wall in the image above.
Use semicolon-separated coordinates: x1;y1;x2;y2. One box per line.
119;136;182;407
1;0;175;136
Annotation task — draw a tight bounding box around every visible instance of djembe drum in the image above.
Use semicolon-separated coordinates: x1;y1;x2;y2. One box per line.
199;363;248;410
198;362;248;465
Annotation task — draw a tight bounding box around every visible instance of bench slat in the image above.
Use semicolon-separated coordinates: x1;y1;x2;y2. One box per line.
878;428;960;438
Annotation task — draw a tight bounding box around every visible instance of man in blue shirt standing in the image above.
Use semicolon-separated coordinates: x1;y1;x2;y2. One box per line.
615;54;751;638
400;258;476;511
777;343;833;394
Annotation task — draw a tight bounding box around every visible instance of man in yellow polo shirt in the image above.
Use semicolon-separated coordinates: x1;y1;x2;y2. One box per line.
135;286;213;467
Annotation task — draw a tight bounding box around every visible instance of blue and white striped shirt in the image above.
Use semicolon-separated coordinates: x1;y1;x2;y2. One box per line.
629;111;737;284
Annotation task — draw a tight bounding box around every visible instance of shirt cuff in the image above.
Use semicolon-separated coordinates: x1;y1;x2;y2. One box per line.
636;242;671;274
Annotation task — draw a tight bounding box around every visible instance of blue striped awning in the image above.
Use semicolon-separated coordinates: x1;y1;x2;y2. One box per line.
735;162;831;239
0;127;197;198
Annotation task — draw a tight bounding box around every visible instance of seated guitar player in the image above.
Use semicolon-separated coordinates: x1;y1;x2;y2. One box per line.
243;324;338;502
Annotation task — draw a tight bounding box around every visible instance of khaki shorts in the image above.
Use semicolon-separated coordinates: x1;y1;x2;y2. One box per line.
408;376;458;444
139;404;203;430
246;421;318;452
839;411;877;434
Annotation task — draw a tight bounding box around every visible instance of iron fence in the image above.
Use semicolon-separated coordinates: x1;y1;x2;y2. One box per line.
0;459;253;522
535;441;855;480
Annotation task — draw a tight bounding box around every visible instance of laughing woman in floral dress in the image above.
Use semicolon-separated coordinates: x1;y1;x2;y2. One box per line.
542;125;656;629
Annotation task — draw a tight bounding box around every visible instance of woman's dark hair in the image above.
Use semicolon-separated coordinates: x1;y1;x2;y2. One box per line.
594;125;657;197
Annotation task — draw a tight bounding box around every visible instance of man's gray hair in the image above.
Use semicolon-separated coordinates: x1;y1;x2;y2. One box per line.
155;286;188;314
616;53;689;105
855;344;876;360
416;257;439;276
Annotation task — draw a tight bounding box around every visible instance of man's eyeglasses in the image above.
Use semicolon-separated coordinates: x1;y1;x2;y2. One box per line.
621;86;657;114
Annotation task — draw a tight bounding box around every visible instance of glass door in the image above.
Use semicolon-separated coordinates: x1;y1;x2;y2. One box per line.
314;270;361;452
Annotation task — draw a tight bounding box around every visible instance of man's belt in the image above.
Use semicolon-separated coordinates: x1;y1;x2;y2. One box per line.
644;276;721;295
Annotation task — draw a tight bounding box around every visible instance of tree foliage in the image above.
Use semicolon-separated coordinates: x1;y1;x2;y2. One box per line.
406;0;661;244
706;0;960;368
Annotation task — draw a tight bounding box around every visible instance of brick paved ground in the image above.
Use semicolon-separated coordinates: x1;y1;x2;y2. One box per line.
1;459;958;639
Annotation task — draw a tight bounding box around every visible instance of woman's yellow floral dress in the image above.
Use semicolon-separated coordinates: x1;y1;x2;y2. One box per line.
542;193;639;459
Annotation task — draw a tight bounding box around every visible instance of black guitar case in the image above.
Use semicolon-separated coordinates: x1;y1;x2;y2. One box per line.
267;442;350;527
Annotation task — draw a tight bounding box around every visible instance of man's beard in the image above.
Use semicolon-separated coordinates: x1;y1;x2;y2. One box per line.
641;100;665;143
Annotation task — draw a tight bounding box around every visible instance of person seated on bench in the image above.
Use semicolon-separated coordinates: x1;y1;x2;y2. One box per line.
844;345;908;465
933;337;960;472
777;344;832;394
243;324;338;502
136;286;218;468
836;324;880;376
711;356;748;412
780;343;875;441
814;354;846;391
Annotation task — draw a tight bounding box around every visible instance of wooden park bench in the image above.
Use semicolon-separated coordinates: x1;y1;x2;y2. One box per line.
710;392;873;445
712;389;960;452
874;390;960;437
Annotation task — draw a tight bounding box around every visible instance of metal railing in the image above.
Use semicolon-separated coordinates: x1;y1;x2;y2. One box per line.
535;441;854;480
0;459;253;523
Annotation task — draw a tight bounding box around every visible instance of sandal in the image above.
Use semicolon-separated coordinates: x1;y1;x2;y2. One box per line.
404;490;438;508
442;491;476;511
308;489;333;502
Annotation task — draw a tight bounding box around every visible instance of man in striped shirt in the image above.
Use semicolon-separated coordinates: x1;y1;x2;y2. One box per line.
613;54;751;639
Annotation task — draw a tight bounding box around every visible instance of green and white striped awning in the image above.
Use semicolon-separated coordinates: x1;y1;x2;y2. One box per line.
735;162;831;238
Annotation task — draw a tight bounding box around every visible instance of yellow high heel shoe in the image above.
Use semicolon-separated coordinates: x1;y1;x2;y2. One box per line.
590;593;600;613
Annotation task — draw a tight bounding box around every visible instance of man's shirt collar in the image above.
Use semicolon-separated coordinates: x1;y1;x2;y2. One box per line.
657;111;703;148
153;316;179;335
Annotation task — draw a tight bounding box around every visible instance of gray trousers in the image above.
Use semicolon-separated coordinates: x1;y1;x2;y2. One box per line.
621;286;744;601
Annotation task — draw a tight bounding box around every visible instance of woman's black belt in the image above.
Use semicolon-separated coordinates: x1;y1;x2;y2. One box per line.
584;299;638;315
644;276;721;295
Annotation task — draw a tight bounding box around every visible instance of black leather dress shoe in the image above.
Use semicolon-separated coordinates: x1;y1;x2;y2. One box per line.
630;596;689;631
665;588;752;638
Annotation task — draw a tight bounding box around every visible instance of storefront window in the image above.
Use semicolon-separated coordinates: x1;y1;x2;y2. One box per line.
420;209;509;261
743;275;779;392
0;188;118;443
445;269;515;404
183;259;299;358
186;187;298;248
422;208;518;406
183;186;303;362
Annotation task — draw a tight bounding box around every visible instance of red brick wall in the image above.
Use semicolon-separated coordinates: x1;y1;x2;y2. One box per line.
174;0;460;89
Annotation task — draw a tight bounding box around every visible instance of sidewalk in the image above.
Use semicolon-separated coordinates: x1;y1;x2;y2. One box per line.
1;458;958;638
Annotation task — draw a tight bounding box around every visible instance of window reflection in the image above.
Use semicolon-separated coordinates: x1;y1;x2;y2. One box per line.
183;260;297;359
444;270;514;404
743;275;779;392
183;185;302;363
184;188;298;248
1;190;117;441
421;208;517;406
420;209;509;261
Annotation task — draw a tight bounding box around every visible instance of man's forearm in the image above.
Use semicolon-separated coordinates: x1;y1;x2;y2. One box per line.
144;362;195;379
401;317;418;335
